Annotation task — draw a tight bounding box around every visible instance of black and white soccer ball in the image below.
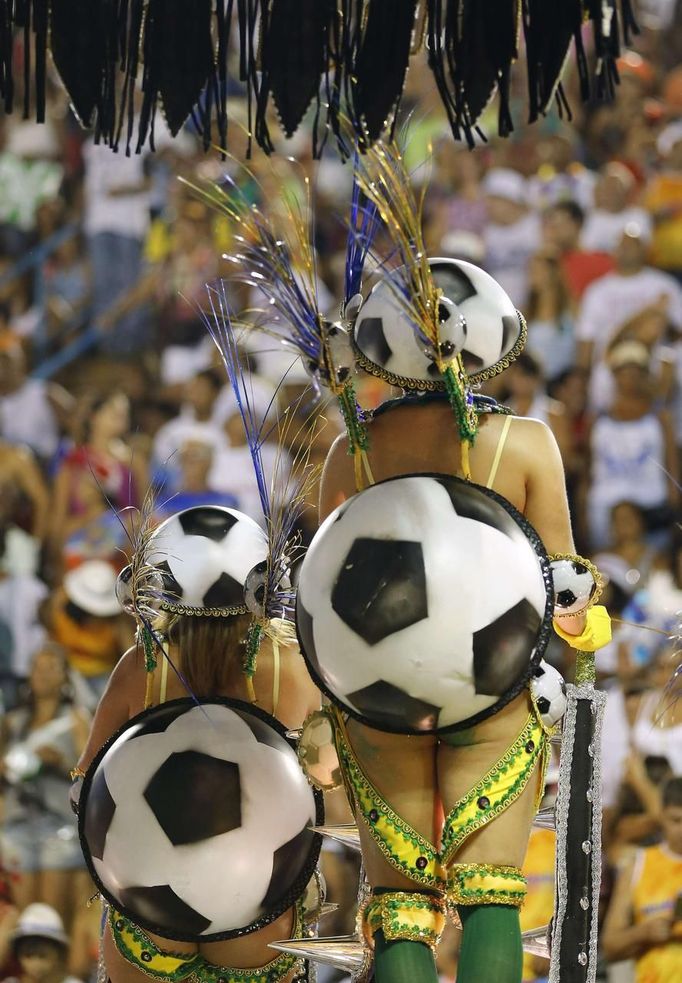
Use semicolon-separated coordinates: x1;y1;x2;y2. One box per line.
79;698;321;941
352;258;523;388
530;659;567;728
296;474;552;734
550;557;598;616
147;506;268;614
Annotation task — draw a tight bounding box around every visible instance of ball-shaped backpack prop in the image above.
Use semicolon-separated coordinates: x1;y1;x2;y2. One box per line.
296;474;552;734
530;659;567;728
352;258;525;389
79;698;322;941
147;506;268;615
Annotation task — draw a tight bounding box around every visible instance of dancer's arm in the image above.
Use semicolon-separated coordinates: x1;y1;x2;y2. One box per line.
76;645;144;771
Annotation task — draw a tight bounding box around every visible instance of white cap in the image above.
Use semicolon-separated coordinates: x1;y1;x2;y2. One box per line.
482;167;528;205
64;560;120;617
13;904;69;948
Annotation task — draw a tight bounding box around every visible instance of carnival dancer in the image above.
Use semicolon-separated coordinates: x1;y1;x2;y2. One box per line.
299;145;611;983
71;334;324;983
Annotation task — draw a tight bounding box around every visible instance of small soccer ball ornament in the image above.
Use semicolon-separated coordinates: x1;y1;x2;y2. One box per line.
530;659;567;728
550;557;598;616
79;698;322;941
296;474;552;734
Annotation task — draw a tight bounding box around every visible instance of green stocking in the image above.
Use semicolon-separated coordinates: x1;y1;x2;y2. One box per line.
456;905;522;983
373;929;439;983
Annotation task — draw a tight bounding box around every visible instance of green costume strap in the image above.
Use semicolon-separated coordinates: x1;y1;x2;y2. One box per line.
441;710;547;866
362;889;447;950
109;904;304;983
331;709;445;889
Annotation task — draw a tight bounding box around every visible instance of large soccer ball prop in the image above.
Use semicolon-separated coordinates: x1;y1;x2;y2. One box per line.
296;474;551;734
353;258;524;388
147;506;268;614
530;659;567;728
79;699;321;941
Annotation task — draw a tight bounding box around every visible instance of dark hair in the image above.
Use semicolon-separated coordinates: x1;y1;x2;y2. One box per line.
547;200;585;227
76;390;126;445
514;351;542;378
663;776;682;809
15;936;67;959
16;642;74;727
525;250;571;322
195;368;223;393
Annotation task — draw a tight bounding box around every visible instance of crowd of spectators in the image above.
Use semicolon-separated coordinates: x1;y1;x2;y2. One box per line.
0;8;681;983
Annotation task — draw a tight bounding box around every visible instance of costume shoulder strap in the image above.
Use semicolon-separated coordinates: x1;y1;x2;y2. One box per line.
486;415;513;489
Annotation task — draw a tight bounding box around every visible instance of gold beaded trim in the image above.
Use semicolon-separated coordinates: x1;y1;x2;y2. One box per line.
350;310;527;389
362;892;447;951
447;863;527;908
548;552;603;609
160;602;249;618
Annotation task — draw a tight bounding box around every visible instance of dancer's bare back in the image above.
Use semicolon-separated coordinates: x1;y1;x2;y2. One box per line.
320;400;575;556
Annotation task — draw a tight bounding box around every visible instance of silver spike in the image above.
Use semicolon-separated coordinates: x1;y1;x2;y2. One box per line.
268;936;368;972
533;806;556;830
522;924;551;960
310;823;362;851
286;728;302;740
318;902;340;918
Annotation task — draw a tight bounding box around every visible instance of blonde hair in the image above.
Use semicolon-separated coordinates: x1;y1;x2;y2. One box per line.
161;612;253;697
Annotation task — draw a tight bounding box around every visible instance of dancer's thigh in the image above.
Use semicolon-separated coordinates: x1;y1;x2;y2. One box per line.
346;719;438;889
437;693;542;869
199;907;294;969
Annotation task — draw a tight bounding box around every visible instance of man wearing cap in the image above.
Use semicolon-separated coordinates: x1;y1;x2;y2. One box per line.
6;904;82;983
482;168;541;307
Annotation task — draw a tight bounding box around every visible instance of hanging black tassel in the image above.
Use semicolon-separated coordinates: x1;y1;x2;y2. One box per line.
585;0;622;102
139;0;213;138
112;0;145;152
350;0;417;144
0;0;16;113
427;0;516;145
523;0;579;122
50;0;114;129
260;0;332;143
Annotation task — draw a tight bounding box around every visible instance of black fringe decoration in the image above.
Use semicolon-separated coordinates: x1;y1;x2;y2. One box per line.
261;0;332;142
0;0;640;155
523;0;578;122
350;0;417;144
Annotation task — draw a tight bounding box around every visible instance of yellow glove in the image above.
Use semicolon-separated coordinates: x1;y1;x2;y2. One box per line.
552;604;612;652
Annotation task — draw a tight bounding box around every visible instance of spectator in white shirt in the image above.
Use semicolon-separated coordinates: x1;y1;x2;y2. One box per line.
581;163;652;254
482;168;541;307
82;137;151;355
576;226;682;411
0;343;61;462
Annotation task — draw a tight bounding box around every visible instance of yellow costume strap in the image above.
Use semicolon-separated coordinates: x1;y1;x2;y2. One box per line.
485;414;513;489
552;604;612;652
362;891;447;951
109;909;199;981
353;448;375;492
109;905;304;983
441;711;547;866
331;710;445;888
271;637;280;719
160;655;169;704
447;863;527;908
